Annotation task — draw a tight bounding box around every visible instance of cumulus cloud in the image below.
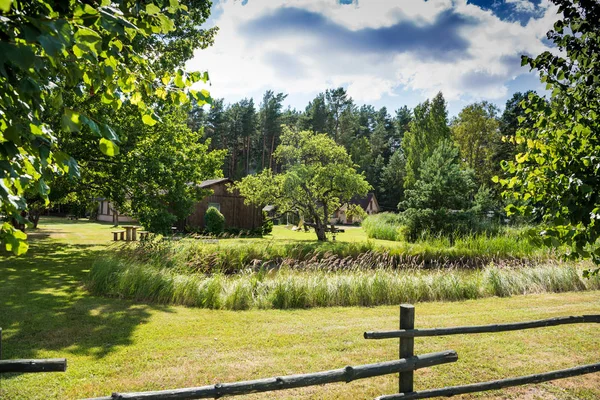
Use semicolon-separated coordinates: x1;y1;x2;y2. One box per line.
505;0;537;13
187;0;560;105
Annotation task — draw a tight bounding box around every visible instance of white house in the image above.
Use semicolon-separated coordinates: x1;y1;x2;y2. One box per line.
96;198;135;224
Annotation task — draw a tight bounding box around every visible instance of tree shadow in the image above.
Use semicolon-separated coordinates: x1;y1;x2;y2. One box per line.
0;227;171;374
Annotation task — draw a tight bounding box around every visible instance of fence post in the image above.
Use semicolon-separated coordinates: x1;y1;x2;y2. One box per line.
399;304;415;393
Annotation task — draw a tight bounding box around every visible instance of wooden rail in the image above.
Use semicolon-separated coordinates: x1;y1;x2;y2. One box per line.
90;351;457;400
364;314;600;339
0;327;67;375
366;307;600;399
0;358;67;373
375;362;600;400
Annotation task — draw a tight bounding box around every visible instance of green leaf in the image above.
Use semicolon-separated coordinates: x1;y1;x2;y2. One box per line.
100;123;119;141
174;72;185;88
142;114;157;126
130;92;142;105
38;34;64;57
146;4;161;15
81;115;101;136
61;109;82;132
99;138;119;156
0;0;12;12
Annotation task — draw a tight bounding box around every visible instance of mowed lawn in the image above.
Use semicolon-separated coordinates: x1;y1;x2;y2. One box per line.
0;218;598;399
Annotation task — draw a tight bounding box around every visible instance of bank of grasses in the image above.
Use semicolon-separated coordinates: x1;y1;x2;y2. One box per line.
362;212;530;245
121;233;551;274
88;253;600;310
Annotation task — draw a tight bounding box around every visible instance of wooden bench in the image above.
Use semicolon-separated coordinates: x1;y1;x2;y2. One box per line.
67;214;77;220
111;230;125;241
138;231;150;241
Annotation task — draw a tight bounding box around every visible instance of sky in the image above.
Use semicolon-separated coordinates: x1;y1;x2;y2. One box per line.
187;0;560;116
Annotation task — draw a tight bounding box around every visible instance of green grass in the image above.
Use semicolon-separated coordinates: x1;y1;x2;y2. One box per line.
1;218;599;399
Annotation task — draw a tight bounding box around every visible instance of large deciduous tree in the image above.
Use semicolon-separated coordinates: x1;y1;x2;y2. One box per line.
403;92;451;189
452;101;499;186
234;128;371;241
498;0;600;276
0;0;213;254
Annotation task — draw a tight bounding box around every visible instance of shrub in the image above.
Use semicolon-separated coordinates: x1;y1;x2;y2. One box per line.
138;208;177;235
262;212;273;235
204;206;225;235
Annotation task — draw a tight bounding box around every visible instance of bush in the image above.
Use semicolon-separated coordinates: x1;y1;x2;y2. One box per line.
138;208;177;235
262;212;273;235
204;206;225;235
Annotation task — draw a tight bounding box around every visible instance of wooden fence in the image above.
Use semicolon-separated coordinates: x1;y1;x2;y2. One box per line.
89;306;599;400
366;305;600;399
0;327;67;374
90;351;457;400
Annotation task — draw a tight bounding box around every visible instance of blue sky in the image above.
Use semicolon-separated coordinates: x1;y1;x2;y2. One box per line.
188;0;559;116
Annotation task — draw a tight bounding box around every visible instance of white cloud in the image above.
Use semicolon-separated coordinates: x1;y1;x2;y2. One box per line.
505;0;536;13
187;0;560;105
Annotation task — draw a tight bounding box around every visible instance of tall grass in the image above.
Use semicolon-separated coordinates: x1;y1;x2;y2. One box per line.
115;231;551;275
362;214;547;263
88;256;600;310
362;212;405;241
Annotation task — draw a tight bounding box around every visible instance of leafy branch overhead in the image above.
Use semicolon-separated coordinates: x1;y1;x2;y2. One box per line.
497;0;600;275
0;0;211;254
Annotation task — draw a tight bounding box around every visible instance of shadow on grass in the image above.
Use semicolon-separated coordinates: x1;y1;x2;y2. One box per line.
0;227;169;369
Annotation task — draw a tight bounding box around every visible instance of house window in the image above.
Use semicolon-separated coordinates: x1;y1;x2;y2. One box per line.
208;202;221;212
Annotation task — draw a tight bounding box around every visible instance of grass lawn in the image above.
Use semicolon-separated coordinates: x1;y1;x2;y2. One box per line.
0;218;598;399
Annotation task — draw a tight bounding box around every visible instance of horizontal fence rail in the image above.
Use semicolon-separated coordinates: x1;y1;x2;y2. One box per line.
375;362;600;400
364;315;600;339
0;358;67;374
90;350;457;400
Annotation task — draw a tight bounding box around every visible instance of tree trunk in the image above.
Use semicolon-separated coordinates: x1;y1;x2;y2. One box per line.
269;134;275;170
315;224;327;241
246;136;250;175
29;211;41;229
261;130;266;170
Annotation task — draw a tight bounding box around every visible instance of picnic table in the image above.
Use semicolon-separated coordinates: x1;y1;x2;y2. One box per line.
121;225;142;241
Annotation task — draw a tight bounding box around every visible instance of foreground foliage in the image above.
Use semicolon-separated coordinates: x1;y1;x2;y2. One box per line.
499;0;600;276
0;0;213;253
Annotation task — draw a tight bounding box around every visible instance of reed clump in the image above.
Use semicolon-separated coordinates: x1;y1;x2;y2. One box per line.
88;256;600;310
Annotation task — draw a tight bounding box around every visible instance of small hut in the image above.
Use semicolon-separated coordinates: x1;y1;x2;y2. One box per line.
186;178;262;231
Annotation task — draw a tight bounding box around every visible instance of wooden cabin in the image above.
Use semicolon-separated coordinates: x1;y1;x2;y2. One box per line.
186;178;263;231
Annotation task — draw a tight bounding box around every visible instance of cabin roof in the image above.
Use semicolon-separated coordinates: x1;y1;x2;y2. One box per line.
349;192;377;210
199;178;233;188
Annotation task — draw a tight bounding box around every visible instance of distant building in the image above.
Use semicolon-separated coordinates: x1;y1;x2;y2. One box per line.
185;178;263;231
96;198;135;224
96;178;262;230
330;193;380;225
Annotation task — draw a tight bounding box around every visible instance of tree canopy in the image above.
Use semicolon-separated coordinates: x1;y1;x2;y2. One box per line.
0;0;213;253
233;128;371;241
497;0;600;276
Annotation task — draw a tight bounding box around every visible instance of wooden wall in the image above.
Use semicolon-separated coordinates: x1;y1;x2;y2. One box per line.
186;182;262;230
